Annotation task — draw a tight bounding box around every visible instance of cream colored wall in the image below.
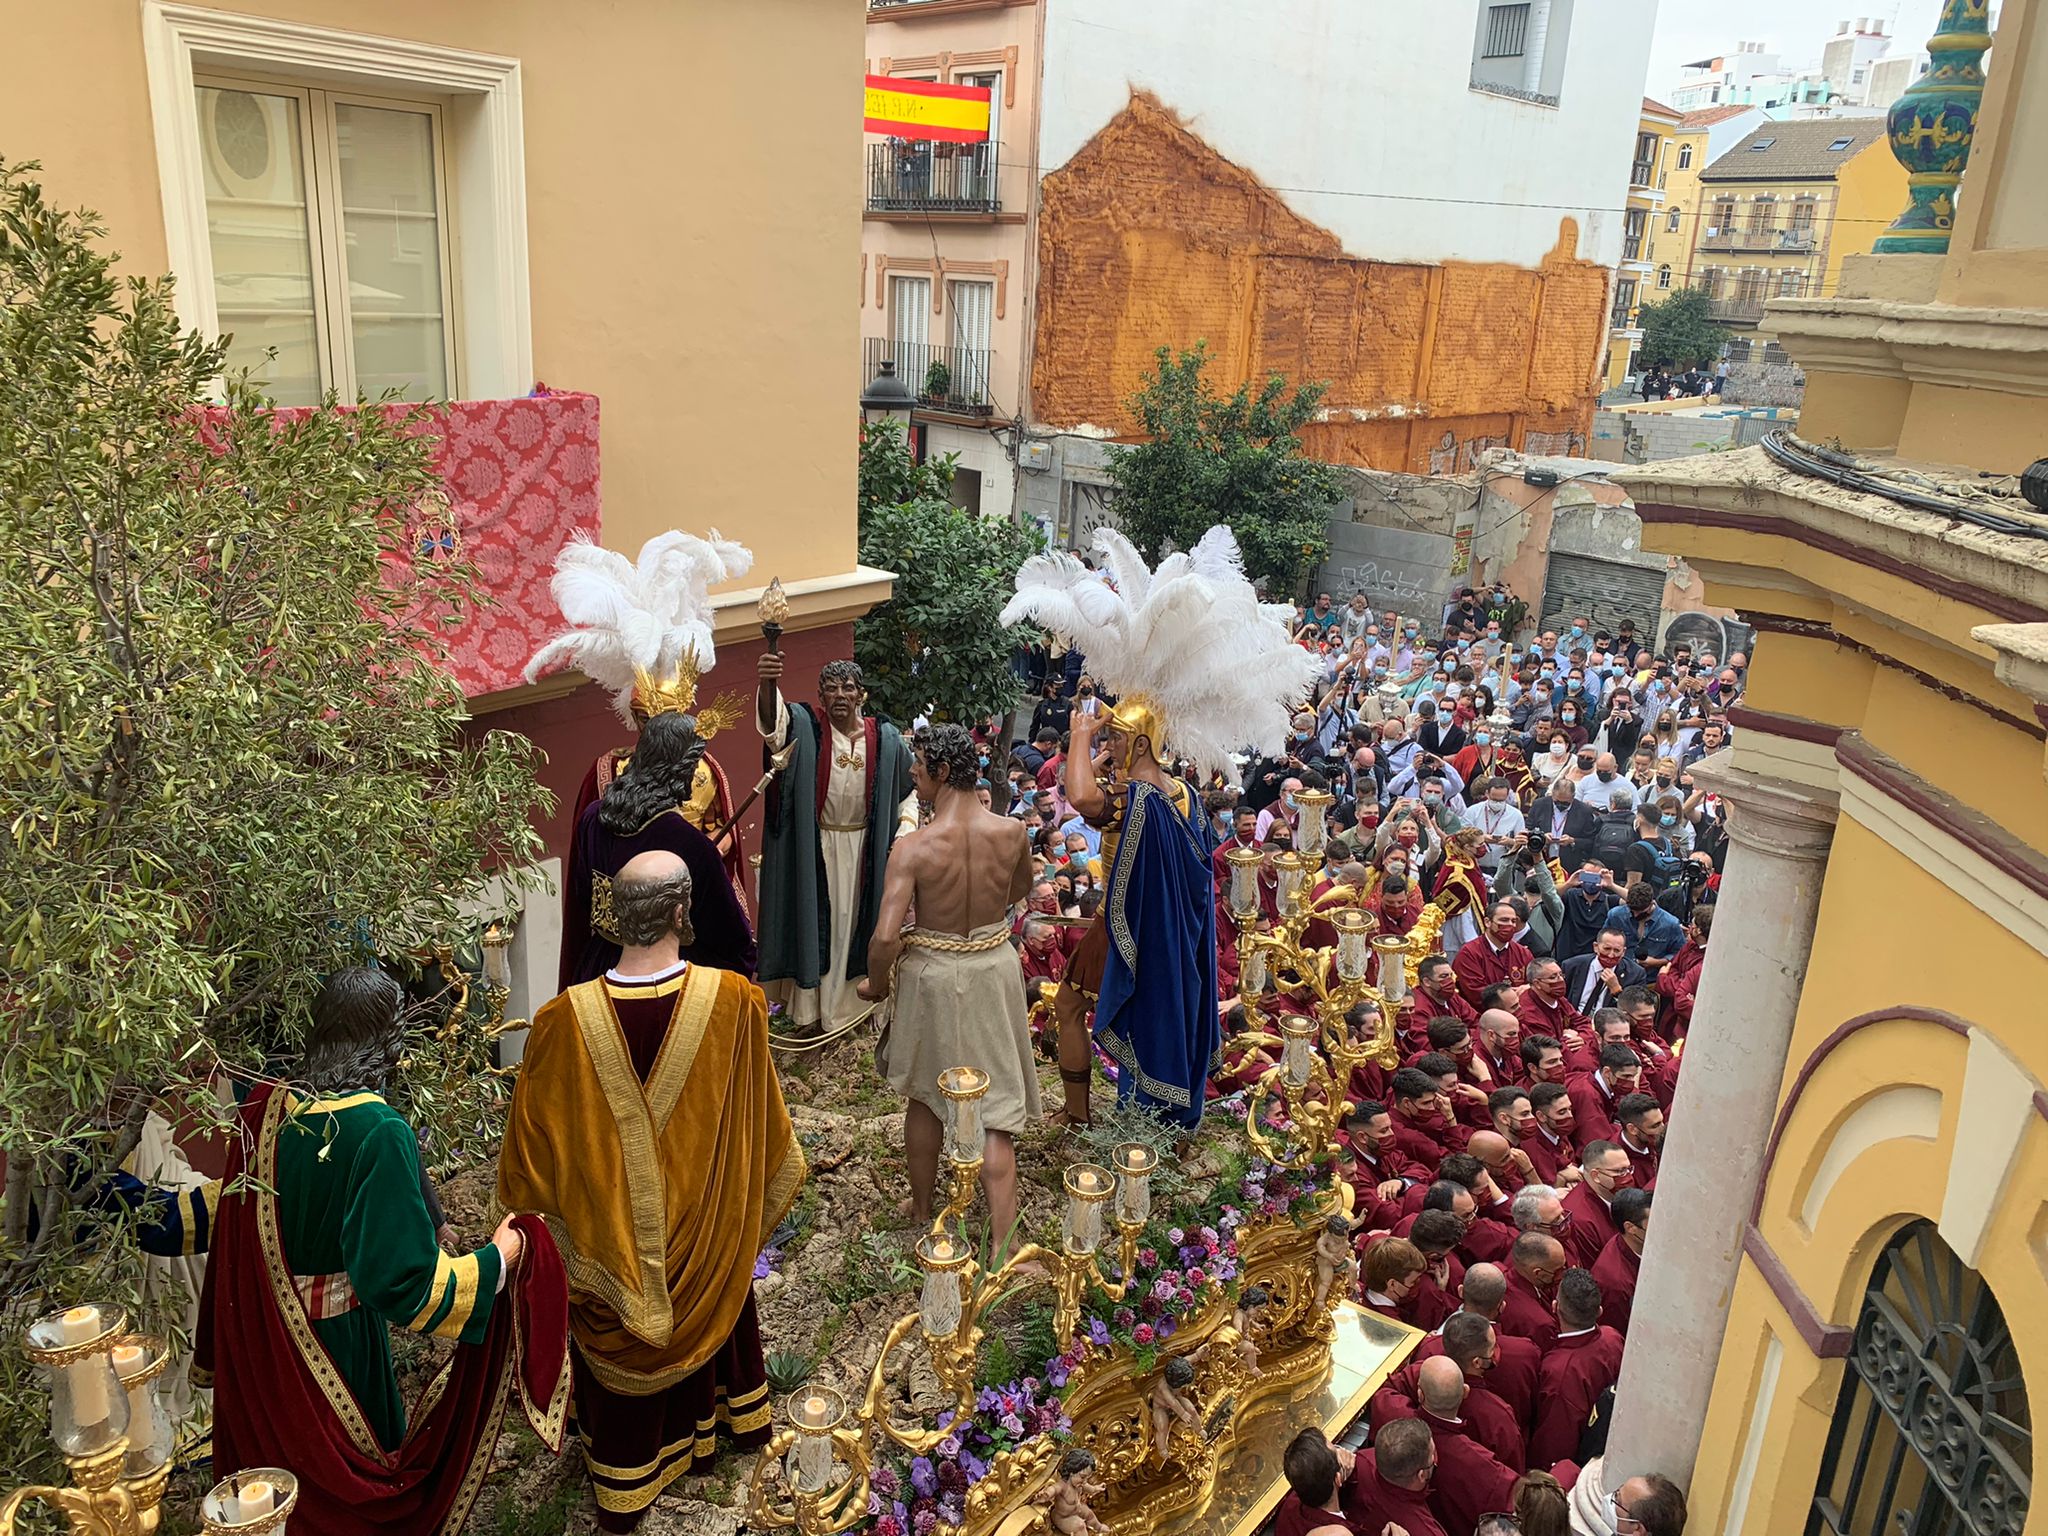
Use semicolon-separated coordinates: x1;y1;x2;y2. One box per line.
1942;0;2048;308
1822;142;1908;300
861;2;1041;422
1663;130;1710;283
0;0;864;586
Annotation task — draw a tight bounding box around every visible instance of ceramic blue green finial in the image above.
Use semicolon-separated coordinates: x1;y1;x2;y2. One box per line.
1874;0;1994;254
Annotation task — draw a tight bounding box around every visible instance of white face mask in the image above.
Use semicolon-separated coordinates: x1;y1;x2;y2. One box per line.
1549;743;1567;757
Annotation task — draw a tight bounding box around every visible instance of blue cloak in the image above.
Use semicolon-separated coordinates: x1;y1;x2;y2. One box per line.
1094;779;1220;1130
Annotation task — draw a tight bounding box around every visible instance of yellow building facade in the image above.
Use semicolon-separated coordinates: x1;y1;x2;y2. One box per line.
1693;119;1902;331
1571;1;2048;1530
1604;98;1683;389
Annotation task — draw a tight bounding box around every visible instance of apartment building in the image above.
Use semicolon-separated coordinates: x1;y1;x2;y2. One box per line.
1604;97;1684;388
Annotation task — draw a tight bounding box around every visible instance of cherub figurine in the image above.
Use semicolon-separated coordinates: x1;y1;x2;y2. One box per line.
1037;1447;1108;1535
1233;1284;1274;1377
1314;1214;1358;1309
1149;1356;1204;1464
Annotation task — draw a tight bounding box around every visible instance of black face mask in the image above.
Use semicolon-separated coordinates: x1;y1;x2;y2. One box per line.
1597;770;1616;783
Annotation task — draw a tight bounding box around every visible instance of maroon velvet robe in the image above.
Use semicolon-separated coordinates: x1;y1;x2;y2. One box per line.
1562;1182;1621;1269
1452;936;1532;1008
1416;1326;1542;1431
1591;1233;1642;1337
1425;1414;1521;1536
1530;1327;1626;1467
1497;1271;1559;1354
1341;1451;1450;1536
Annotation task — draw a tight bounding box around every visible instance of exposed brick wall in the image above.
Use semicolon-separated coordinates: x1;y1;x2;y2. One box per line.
1032;93;1609;475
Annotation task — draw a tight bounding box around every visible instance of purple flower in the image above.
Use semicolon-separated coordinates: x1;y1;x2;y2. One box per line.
936;1433;962;1460
1200;1226;1219;1247
1138;1247;1159;1269
1047;1360;1070;1388
1188;1266;1208;1287
937;1461;967;1494
975;1387;1003;1414
1000;1411;1027;1437
1167;1226;1185;1245
1088;1318;1112;1347
1141;1295;1162;1319
961;1450;990;1482
1152;1278;1177;1302
869;1490;884;1518
1022;1377;1041;1396
1114;1307;1136;1328
910;1457;938;1499
937;1493;965;1527
1158;1316;1178;1339
871;1465;900;1497
913;1509;938;1536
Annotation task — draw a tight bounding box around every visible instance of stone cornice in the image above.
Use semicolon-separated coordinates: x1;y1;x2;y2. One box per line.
1766;293;2048;395
1687;753;1839;862
1619;447;2048;625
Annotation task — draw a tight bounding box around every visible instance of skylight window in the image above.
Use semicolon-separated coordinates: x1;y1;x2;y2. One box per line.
1827;136;1854;151
1749;138;1776;150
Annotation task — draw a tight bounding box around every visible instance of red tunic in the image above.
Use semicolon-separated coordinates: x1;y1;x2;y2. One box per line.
1497;1272;1558;1354
1411;982;1479;1028
1524;1126;1579;1186
1656;939;1707;1037
1453;937;1532;1009
1477;1043;1525;1089
1371;1368;1527;1473
1561;1182;1620;1269
1566;1072;1625;1148
1619;1131;1660;1192
1391;1107;1459;1167
1342;1453;1449;1536
1590;1234;1642;1337
1416;1327;1542;1431
1424;1415;1521;1536
1271;1493;1355;1536
1530;1327;1626;1468
1517;988;1588;1043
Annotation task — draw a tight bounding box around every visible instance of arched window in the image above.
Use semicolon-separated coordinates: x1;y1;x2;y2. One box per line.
1809;1221;2030;1536
1678;143;1694;169
1657;265;1673;290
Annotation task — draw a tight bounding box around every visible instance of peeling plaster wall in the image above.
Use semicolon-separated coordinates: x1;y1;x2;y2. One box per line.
1037;0;1654;270
1030;94;1615;474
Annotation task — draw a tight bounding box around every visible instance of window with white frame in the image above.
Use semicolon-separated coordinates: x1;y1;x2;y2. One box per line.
1667;207;1682;233
948;279;994;408
194;77;455;407
1678;143;1694;169
1657;265;1673;289
889;275;932;351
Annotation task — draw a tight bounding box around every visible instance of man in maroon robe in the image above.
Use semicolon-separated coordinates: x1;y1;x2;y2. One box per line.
1561;1141;1632;1268
1452;903;1532;1008
1592;1187;1651;1336
1211;804;1261;892
1567;1045;1642;1147
1371;1312;1527;1473
1521;1033;1568;1088
1655;903;1711;1037
1615;1092;1664;1190
1499;1232;1567;1353
1401;1207;1470;1328
1389;1067;1463;1165
1340;1100;1428;1228
1474;1008;1524;1087
1469;1126;1533;1199
1415;1269;1541;1430
1525;1083;1580;1186
1413;955;1479;1027
1414;1356;1521;1535
1530;1269;1626;1467
1273;1427;1358;1536
1343;1419;1449;1536
1517;958;1589;1043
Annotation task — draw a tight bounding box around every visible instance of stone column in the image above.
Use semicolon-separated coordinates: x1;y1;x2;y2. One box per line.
1570;761;1837;1535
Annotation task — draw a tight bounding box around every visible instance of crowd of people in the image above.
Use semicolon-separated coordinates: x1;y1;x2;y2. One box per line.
986;577;1735;1536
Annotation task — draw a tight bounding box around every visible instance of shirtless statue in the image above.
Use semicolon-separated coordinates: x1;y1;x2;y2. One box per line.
1233;1284;1274;1377
863;723;1037;1244
1149;1356;1204;1464
1036;1447;1108;1535
1314;1214;1358;1309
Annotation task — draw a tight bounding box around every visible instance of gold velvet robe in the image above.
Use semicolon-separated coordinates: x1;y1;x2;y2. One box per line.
496;966;805;1395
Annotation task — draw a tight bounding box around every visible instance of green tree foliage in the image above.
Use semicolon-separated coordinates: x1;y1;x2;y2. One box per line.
1107;343;1341;596
1636;287;1734;371
853;418;1039;727
0;162;549;1463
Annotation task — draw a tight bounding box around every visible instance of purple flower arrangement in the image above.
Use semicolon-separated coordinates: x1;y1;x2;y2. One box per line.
866;1372;1074;1536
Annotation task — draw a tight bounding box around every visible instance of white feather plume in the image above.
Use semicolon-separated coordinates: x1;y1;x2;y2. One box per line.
1001;526;1319;786
525;528;755;723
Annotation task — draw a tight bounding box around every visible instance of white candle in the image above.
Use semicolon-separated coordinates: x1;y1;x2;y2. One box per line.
238;1481;276;1521
55;1306;111;1428
112;1345;151;1455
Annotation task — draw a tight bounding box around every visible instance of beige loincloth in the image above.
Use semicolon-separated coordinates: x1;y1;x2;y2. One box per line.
876;920;1043;1136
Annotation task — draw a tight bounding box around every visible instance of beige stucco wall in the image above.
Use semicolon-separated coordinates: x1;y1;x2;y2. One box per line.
1;0;865;585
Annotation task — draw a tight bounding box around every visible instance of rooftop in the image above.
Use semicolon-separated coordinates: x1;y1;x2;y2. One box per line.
1682;104;1762;130
1700;118;1889;182
1643;95;1683;120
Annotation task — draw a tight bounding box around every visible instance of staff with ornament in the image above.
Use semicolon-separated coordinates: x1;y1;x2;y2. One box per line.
1001;527;1320;1131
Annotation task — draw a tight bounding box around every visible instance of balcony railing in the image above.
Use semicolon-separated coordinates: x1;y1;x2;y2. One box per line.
1701;228;1818;252
867;139;1001;214
1630;160;1656;188
864;336;996;416
1708;296;1768;324
1623;236;1645;262
1611;303;1638;330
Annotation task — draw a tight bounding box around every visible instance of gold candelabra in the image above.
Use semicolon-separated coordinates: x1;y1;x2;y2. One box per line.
2;1304;297;1536
749;1097;1163;1534
1223;788;1422;1184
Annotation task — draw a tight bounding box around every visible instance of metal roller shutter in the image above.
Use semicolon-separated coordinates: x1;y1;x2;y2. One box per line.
1540;555;1665;642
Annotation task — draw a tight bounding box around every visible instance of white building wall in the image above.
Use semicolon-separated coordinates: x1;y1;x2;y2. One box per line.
1035;0;1654;271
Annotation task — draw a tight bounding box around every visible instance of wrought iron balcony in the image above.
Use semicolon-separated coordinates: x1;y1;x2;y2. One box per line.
1708;296;1767;324
863;336;996;416
1630;160;1656;188
1701;228;1818;252
867;138;1001;214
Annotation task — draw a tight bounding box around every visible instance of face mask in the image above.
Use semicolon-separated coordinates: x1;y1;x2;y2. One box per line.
1660;814;1678;828
1473;732;1491;747
1597;769;1616;782
1571;626;1585;638
1561;711;1577;724
1423;793;1442;806
1549;743;1566;757
1656;775;1673;789
1568;680;1584;693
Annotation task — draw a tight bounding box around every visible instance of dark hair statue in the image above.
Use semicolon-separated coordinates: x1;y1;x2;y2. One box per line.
599;710;707;837
913;722;981;791
819;658;864;691
302;966;407;1094
1163;1356;1196;1389
1056;1447;1096;1479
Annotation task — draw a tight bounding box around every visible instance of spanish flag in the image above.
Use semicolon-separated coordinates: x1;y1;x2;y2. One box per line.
864;75;992;144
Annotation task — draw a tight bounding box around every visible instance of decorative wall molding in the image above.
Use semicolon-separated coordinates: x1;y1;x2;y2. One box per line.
1742;1227;1854;1358
140;1;533;399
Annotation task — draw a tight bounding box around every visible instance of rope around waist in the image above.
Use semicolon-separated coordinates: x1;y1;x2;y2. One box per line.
901;927;1012;954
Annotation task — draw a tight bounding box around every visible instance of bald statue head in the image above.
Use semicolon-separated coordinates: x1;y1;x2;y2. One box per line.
1417;1355;1468;1418
1460;1262;1506;1319
613;849;694;952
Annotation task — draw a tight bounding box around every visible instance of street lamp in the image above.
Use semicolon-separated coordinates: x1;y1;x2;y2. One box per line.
859;358;917;426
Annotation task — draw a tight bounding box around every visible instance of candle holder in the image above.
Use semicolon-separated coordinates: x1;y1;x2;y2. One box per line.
1270;851;1310;914
201;1469;299;1535
1292;788;1333;859
1332;908;1373;984
931;1066;992;1235
1223;845;1263;921
1;1304;181;1536
1373;934;1410;1001
1113;1142;1157;1228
